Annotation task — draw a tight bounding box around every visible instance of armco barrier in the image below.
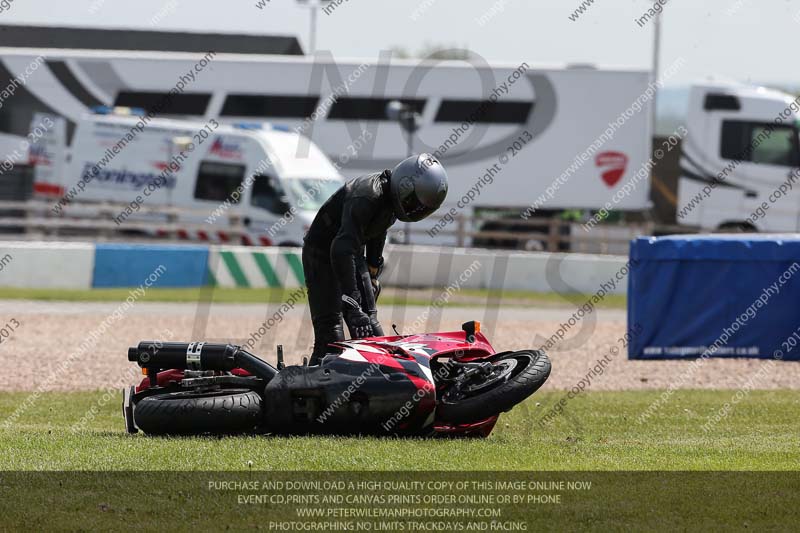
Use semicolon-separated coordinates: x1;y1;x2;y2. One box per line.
0;241;94;289
93;243;209;288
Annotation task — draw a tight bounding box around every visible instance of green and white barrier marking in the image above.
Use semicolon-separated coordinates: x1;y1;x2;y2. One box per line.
208;247;305;288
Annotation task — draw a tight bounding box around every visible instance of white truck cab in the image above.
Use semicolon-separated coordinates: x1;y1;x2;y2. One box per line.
34;109;344;245
678;82;800;231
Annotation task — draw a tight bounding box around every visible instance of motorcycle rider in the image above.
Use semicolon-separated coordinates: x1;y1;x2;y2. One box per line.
302;153;449;365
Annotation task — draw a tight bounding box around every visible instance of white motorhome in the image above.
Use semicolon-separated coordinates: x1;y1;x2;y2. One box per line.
677;82;800;231
36;110;344;245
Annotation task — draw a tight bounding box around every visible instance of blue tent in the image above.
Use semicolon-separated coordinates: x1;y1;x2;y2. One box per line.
628;235;800;360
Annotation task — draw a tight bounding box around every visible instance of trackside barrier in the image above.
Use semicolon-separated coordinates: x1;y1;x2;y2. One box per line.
93;243;209;288
381;246;629;294
0;241;629;293
0;241;94;289
208;245;629;294
208;246;305;289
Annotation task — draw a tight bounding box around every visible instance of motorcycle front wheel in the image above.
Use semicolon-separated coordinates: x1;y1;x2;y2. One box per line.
437;350;551;424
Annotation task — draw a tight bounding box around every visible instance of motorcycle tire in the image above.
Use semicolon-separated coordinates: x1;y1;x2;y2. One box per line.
437;350;551;424
133;388;262;435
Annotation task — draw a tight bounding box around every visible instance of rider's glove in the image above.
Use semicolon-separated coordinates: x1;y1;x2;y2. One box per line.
368;259;384;302
367;257;384;277
341;293;374;339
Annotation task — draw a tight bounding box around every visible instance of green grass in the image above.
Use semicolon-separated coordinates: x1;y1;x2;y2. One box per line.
0;286;296;304
1;390;797;531
0;285;627;308
2;389;796;471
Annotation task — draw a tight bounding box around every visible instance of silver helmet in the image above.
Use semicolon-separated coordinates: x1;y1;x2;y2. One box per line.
389;154;449;222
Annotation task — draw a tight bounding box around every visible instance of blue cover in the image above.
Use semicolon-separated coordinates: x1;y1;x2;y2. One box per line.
93;243;209;288
628;235;800;360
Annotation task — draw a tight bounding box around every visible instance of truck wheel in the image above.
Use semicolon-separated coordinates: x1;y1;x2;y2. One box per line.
133;388;262;435
717;222;756;233
521;238;545;252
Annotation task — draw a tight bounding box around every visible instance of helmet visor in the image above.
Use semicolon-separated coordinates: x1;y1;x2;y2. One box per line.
399;186;435;222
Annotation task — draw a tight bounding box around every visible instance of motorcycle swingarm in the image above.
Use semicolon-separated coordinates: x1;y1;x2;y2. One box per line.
130;375;265;404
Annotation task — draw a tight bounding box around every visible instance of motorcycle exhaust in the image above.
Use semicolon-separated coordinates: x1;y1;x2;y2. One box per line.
127;341;278;381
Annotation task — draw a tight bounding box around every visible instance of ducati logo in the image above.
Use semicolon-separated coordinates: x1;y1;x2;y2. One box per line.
595;151;629;187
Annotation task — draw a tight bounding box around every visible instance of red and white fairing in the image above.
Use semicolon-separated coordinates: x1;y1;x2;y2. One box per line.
334;330;500;436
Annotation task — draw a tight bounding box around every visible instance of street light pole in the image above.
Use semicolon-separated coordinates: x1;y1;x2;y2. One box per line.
386;100;421;245
402;111;415;158
309;4;318;55
651;6;662;135
298;0;330;55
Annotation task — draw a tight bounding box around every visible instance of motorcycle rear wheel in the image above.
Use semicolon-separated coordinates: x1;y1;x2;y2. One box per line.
437;350;551;424
133;388;261;435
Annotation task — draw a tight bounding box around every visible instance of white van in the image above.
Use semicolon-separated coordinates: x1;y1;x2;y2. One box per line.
677;82;800;231
35;109;344;245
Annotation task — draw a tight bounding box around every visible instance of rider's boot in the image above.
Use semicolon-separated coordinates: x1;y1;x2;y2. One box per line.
309;321;344;366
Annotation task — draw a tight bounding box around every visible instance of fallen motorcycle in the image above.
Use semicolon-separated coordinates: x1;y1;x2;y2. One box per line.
123;321;550;437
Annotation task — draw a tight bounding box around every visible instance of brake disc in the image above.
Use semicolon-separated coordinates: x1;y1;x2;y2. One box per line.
462;359;518;393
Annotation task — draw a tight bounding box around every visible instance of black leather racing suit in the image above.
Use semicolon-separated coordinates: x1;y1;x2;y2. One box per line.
302;170;396;364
